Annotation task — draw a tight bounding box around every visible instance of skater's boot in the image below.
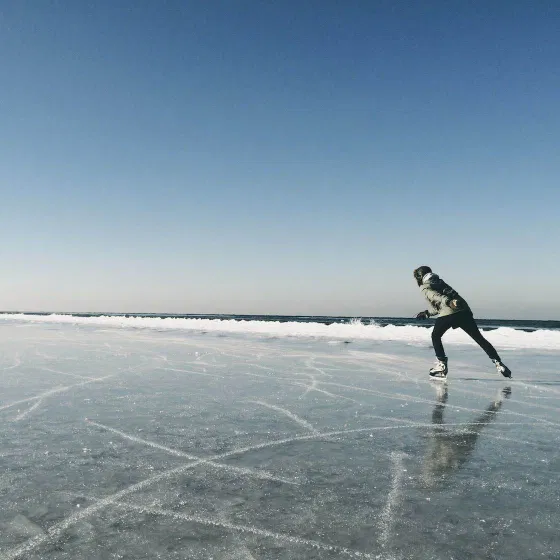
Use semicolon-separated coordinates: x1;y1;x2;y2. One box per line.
492;359;512;378
429;358;448;378
434;383;448;401
493;386;512;406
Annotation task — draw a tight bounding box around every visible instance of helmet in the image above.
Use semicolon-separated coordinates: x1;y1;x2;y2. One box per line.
413;265;432;286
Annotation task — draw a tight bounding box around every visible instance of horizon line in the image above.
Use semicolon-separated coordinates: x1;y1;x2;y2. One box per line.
1;311;558;323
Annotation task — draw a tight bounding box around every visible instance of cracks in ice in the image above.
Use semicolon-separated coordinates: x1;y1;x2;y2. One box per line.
36;366;96;381
2;377;114;421
2;414;524;560
378;452;406;553
1;367;142;422
217;510;258;560
155;366;224;379
85;419;299;485
2;331;559;560
1;354;21;371
0;423;390;559
248;399;319;435
298;375;318;399
304;357;333;379
113;502;378;559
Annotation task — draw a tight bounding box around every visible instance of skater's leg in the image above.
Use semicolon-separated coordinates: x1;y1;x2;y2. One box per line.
431;316;454;360
458;314;501;361
432;385;448;424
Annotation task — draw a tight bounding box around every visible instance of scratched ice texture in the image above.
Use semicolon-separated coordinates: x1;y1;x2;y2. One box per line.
1;321;559;559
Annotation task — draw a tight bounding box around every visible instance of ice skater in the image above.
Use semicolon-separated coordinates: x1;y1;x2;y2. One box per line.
413;266;511;378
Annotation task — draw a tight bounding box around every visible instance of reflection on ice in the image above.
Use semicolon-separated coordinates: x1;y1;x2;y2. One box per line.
422;385;512;487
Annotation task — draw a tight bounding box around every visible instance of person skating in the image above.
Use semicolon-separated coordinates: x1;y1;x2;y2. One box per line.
413;266;512;379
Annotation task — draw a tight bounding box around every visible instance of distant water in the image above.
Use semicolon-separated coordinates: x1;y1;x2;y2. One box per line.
2;312;559;332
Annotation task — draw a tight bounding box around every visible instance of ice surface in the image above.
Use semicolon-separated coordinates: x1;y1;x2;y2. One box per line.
1;321;559;559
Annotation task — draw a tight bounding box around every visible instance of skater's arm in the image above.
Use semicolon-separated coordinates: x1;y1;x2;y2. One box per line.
422;285;454;317
415;310;430;319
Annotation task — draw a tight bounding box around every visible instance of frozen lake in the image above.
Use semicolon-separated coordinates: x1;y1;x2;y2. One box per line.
1;321;559;559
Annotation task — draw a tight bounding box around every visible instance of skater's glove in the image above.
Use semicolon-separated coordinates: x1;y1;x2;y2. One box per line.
415;310;429;320
449;299;461;310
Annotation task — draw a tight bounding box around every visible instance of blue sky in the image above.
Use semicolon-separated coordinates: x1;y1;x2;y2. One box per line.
1;1;559;318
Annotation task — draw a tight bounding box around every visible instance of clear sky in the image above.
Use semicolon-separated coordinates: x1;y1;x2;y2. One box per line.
1;1;559;319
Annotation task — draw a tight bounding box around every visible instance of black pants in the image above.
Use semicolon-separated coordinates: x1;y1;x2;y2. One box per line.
432;312;500;361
